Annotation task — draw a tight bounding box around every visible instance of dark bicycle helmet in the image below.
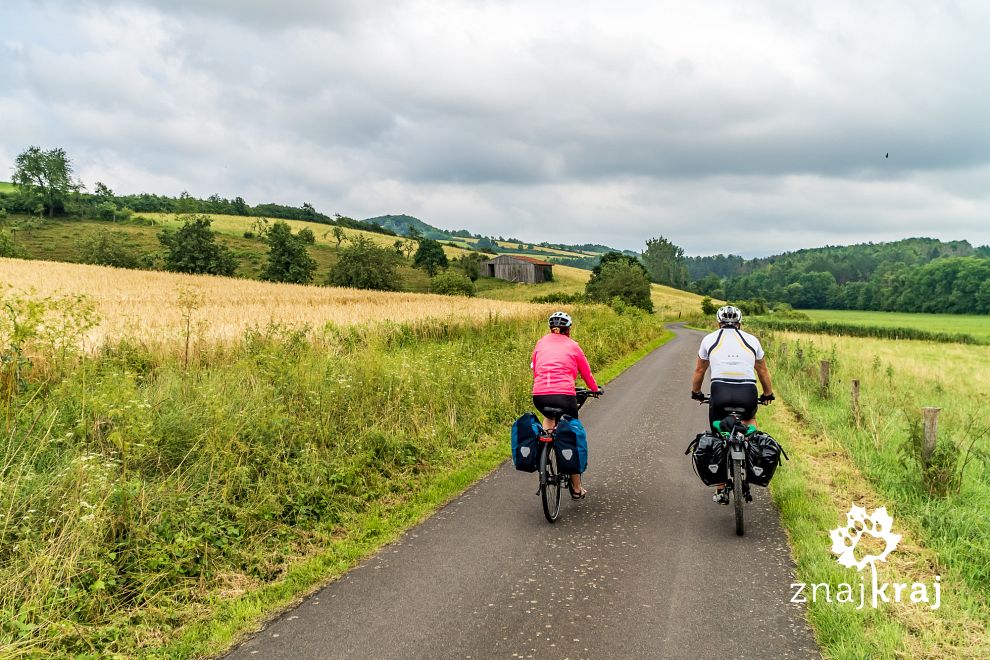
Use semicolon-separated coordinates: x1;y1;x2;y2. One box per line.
548;311;573;329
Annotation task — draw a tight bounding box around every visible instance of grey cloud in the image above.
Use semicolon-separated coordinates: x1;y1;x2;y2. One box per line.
3;0;990;256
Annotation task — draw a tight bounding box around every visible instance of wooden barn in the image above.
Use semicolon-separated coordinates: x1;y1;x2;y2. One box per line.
483;255;553;283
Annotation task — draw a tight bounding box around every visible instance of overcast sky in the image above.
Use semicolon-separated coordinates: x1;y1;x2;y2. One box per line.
2;1;989;256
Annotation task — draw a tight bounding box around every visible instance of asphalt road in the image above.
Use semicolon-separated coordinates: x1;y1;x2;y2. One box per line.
227;325;820;660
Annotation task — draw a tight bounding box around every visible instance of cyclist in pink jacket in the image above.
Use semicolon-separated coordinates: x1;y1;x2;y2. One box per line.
531;311;602;499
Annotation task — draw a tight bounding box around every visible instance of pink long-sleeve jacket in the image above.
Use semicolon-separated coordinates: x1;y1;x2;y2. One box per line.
531;332;599;396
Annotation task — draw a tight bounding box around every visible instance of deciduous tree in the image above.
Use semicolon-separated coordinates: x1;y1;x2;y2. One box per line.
260;221;317;284
158;215;237;276
12;146;81;218
326;236;401;291
413;238;448;276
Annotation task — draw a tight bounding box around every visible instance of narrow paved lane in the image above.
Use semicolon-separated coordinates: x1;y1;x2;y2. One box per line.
228;326;819;659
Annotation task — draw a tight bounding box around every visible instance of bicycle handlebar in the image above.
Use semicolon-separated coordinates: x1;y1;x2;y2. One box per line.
694;393;772;406
575;387;603;410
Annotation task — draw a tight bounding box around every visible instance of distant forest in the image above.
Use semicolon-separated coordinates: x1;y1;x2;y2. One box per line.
687;238;990;314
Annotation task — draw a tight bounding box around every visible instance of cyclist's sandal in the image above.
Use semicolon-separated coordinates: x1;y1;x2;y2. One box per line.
569;485;587;500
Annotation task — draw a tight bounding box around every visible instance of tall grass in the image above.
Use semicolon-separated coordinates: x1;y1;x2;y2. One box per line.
0;294;666;657
765;331;990;656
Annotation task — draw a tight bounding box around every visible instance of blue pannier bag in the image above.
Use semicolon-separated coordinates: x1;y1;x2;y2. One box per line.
511;412;543;472
553;415;588;474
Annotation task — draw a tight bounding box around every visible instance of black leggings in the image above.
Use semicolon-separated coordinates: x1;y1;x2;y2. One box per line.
533;394;579;421
709;382;758;429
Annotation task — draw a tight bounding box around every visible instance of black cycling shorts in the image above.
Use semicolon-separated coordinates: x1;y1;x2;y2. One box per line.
709;381;758;429
533;394;579;420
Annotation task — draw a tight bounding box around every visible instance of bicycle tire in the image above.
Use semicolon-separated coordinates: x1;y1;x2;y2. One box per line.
732;458;745;536
540;443;561;523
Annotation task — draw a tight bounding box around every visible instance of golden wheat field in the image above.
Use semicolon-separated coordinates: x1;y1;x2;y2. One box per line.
2;258;544;347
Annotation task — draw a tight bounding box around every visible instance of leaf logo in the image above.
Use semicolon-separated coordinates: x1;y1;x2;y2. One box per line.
829;505;901;571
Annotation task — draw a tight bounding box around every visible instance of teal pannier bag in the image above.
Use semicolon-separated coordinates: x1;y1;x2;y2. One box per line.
553;415;588;474
511;412;543;472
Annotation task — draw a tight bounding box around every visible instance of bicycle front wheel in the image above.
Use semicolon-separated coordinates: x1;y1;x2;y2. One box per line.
732;458;745;536
540;443;562;523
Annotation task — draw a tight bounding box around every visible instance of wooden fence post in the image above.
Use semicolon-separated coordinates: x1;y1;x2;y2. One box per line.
851;379;860;425
819;360;830;396
922;407;941;468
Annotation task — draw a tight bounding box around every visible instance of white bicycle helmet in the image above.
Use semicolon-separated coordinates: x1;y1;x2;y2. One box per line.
548;311;573;329
716;305;742;326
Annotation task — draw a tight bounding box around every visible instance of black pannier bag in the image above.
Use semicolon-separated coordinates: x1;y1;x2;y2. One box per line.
745;431;787;487
687;433;728;486
511;412;543;472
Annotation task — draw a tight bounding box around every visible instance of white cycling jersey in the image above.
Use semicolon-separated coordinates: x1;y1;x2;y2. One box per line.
698;326;765;385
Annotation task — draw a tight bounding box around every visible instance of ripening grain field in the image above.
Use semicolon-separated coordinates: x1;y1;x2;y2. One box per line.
0;257;542;348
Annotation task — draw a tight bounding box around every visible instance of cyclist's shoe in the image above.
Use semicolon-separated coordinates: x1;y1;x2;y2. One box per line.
713;488;729;505
744;489;753;503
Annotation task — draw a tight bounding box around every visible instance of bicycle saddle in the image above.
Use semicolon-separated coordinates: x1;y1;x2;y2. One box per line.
718;415;749;436
542;407;564;420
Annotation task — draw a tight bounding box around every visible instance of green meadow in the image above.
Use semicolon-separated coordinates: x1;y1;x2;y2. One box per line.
803;309;990;341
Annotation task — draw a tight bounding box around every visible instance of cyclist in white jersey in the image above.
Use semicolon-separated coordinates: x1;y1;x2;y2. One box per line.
690;306;775;430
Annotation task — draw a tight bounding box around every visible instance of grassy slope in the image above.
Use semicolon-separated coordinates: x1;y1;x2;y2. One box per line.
803;309;990;341
0;181;15;193
142;212;478;260
6;218;434;291
764;331;990;658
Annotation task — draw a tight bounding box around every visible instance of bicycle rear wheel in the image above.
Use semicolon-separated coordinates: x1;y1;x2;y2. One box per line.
540;443;561;523
732;458;745;536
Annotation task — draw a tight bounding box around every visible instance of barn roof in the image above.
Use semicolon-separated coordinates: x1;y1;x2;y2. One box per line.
491;254;553;267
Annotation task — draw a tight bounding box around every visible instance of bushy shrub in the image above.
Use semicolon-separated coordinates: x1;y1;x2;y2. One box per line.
531;292;586;304
430;271;475;296
327;236;401;291
260;221;317;284
158;215;237;276
0;230;24;258
78;230;141;269
297;227;316;244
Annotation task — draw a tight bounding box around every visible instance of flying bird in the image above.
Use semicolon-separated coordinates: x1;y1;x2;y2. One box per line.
885;153;889;158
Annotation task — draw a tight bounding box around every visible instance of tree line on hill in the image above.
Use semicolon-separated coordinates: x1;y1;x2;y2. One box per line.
686;237;990;314
0;145;394;236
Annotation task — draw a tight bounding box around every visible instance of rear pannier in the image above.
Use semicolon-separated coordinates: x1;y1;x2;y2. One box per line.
511;412;543;472
745;431;787;487
553;415;588;474
687;433;728;486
